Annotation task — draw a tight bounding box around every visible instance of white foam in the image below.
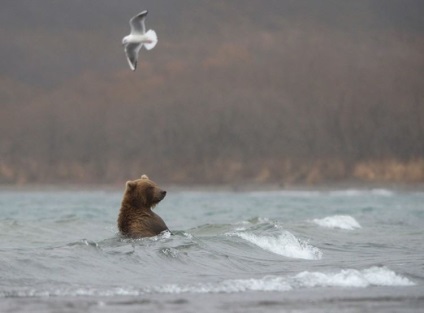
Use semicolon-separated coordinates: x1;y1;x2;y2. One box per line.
0;267;413;297
312;215;361;230
294;267;415;288
228;231;323;260
154;267;414;294
155;276;293;294
371;189;394;196
329;189;393;197
147;230;172;241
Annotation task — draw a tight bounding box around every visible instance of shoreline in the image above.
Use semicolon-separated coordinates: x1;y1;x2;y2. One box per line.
0;181;422;193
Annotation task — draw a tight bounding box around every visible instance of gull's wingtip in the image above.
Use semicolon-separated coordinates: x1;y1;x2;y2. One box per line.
126;57;137;71
138;10;148;17
130;10;148;21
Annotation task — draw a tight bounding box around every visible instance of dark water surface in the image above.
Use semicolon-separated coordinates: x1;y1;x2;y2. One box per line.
0;187;423;312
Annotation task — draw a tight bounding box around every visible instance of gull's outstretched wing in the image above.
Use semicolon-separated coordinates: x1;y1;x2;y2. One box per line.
129;10;148;34
125;42;143;71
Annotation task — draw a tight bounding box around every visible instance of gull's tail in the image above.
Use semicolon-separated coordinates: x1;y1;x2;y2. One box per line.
144;29;158;50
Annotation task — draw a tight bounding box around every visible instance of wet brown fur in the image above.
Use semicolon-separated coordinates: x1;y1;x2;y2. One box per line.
117;175;169;238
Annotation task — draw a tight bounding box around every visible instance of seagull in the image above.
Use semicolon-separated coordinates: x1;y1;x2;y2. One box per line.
122;10;158;71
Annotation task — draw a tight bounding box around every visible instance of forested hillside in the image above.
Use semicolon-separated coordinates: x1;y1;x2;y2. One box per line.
1;0;423;185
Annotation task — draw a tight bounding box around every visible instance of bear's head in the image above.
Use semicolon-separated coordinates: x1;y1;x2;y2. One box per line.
123;175;166;209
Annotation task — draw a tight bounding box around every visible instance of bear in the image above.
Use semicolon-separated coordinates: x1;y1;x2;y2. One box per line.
117;174;169;238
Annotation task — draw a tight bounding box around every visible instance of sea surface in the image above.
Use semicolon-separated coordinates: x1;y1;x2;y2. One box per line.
0;186;423;312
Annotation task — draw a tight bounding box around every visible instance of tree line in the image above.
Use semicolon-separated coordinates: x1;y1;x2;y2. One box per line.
1;7;423;185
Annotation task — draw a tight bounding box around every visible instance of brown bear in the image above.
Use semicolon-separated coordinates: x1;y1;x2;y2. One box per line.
117;174;169;238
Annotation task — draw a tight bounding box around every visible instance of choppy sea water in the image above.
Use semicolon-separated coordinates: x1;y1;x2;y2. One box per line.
0;187;423;312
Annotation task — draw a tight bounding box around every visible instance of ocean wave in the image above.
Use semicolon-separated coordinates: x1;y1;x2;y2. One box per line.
370;189;394;196
227;230;323;260
246;189;394;198
312;215;361;230
293;266;415;288
329;189;394;197
154;276;293;294
247;190;321;197
1;267;413;297
155;266;414;293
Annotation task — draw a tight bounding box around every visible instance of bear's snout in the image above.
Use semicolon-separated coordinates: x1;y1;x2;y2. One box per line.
160;190;167;199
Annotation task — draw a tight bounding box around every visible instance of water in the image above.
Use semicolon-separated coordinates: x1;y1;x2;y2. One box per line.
0;187;423;312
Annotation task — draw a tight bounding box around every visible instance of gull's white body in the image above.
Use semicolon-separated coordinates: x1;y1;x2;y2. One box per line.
122;10;158;71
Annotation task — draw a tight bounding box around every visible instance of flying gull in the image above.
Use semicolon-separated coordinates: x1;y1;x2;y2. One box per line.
122;10;158;71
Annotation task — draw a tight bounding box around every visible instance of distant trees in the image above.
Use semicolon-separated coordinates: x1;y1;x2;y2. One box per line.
1;9;423;185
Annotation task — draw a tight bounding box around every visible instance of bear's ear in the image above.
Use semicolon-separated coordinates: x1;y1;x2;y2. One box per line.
126;180;136;189
141;174;149;180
